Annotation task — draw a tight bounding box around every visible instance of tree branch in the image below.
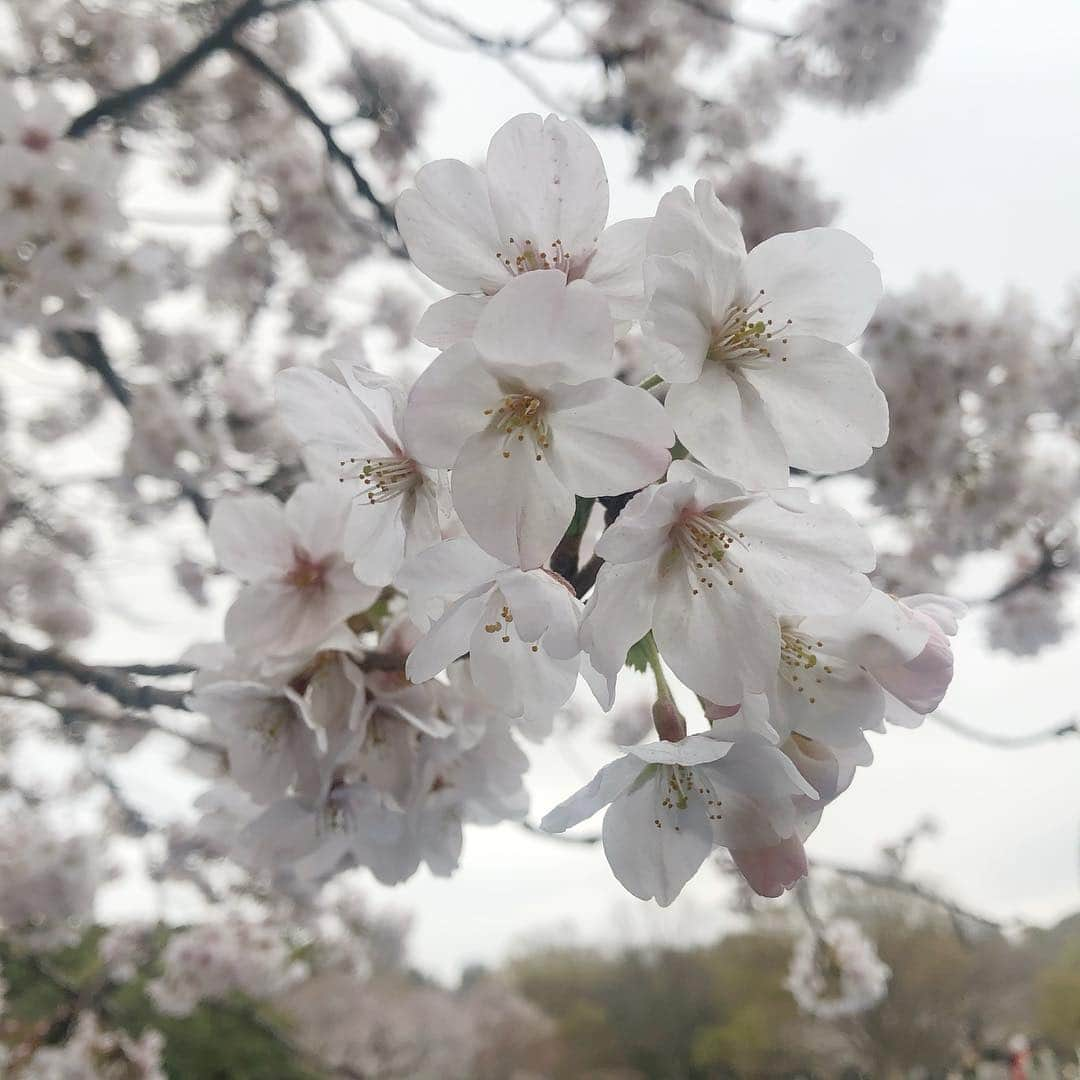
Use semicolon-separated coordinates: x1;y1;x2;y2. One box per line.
66;0;286;138
931;709;1079;749
227;39;404;253
0;631;190;712
673;0;794;41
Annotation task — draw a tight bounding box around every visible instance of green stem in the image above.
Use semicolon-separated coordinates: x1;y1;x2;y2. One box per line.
639;373;664;391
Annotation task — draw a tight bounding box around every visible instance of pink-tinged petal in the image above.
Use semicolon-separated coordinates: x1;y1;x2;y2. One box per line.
873;610;955;716
652;559;781;703
209;494;293;581
485;113;609;263
403;342;502;467
748;336;889;475
741;227;882;344
731;836;808;898
665;365;789;489
585;217;650;321
414;293;488;348
451;427;575;570
641;253;713;383
275;367;394;458
603;769;712;906
473;271;614;383
223;581;306;656
544;379;673;496
285;482;351;562
395;158;506;293
801;589;929;671
901;593;967;636
404;588;491;684
540;754;642;833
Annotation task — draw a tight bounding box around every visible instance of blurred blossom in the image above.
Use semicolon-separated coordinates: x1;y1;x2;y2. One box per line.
787;917;891;1018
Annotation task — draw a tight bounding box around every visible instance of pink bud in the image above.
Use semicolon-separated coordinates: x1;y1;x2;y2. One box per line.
652;698;687;742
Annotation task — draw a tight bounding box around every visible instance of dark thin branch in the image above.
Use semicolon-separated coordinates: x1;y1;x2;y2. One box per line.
931;710;1079;749
0;631;190;712
813;858;1004;934
67;0;280;138
228;39;404;253
673;0;794;40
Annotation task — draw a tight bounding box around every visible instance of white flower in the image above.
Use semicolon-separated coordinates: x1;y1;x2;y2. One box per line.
642;179;887;487
541;731;816;906
404;270;673;568
276;358;443;585
757;589;964;761
397;535;607;735
397;112;652;345
209;482;379;663
580;460;874;706
787;917;891;1018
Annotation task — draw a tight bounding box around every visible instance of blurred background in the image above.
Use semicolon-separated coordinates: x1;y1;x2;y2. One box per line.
1;0;1078;1075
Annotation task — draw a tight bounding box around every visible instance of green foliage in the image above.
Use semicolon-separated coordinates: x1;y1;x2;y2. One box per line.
625;635;652;674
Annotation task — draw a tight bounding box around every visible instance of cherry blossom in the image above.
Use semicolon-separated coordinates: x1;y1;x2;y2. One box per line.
276;357;443;585
404;270;673;568
208;482;380;663
786;917;891;1018
580;460;875;705
642;179;888;487
541;730;816;906
397;112;652;345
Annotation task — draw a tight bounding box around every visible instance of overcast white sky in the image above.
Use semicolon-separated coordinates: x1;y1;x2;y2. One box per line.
65;0;1080;984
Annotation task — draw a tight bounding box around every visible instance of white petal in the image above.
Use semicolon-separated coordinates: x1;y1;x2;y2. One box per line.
414;293;488;349
485;113;609;262
285;482;350;561
544;379;673;496
625;733;734;767
741;228;882;344
494;568;577;650
580;557;662;679
473;271;614;383
748;336;889;475
395;158;505;293
396;535;505;627
345;497;406;587
641;253;712;383
652;560;780;701
585;217;650;322
405;588;491;683
729;495;875;615
451;427;575;570
648;181;745;261
208;494;293;581
603;770;712;906
802;588;929;670
275;367;394;458
403;342;502;467
664;365;789;489
593;482;690;564
540;754;641;832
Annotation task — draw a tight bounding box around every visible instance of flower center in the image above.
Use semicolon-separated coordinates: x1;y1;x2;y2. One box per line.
779;627;834;705
483;393;551;462
673;510;747;596
651;763;724;830
707;289;792;368
284;549;329;589
339;454;420;504
21;127;53;154
495;236;573;277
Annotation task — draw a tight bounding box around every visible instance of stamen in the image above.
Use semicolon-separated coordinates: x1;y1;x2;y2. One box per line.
497;236;573;277
338;454;420;504
485;393;551;461
707;288;793;369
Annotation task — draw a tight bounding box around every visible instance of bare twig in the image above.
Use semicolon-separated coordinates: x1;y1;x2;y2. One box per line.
228;39;404;253
674;0;794;41
931;710;1079;749
66;0;302;138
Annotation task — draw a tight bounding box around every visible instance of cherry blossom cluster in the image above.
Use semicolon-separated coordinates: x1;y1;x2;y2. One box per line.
786;917;891;1018
6;1012;166;1080
196;113;964;908
0;84;168;338
0;801;104;950
147;917;307;1018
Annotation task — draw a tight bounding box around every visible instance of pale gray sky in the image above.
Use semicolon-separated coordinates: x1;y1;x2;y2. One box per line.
75;0;1080;983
